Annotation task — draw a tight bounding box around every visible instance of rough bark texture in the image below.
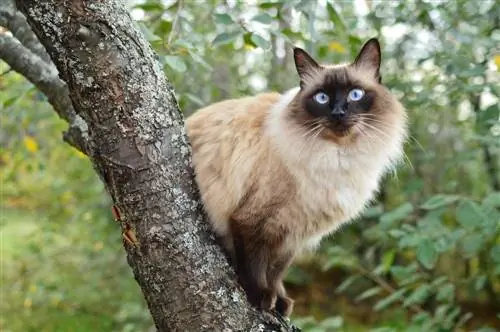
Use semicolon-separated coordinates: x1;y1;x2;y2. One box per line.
6;1;297;331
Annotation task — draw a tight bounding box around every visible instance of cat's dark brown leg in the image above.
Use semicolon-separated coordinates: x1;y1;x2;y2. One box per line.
266;250;295;316
231;221;270;308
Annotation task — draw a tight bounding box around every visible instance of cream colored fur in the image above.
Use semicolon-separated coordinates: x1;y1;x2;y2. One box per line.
186;85;407;254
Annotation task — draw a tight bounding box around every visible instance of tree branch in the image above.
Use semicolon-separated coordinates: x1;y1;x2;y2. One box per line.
0;30;87;153
12;0;296;330
0;32;73;122
0;0;52;62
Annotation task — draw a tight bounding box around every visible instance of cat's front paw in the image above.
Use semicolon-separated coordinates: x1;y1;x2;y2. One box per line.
275;294;294;317
260;288;277;312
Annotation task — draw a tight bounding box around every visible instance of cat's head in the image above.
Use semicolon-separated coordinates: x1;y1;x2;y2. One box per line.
289;38;406;146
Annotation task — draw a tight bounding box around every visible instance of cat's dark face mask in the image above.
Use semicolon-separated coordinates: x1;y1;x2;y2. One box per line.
303;76;376;137
292;38;382;138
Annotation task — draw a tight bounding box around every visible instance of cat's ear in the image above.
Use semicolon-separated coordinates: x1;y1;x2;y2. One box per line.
293;47;320;86
353;38;381;81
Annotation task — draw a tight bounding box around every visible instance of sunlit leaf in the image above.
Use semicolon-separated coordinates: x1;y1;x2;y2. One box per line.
259;1;284;9
328;41;346;53
355;286;382;302
133;2;165;12
494;54;500;71
382;249;396;272
214;13;234;25
251;13;273;24
250;33;270;49
23;136;38;153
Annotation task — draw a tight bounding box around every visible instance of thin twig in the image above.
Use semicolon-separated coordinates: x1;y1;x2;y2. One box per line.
167;0;183;46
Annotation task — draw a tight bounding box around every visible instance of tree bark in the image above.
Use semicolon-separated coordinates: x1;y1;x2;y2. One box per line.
6;1;297;331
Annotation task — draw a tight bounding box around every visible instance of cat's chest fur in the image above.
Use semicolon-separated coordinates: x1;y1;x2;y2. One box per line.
275;145;383;250
266;87;391;249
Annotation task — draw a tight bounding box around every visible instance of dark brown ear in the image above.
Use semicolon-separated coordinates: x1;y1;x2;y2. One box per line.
293;47;320;86
353;38;381;81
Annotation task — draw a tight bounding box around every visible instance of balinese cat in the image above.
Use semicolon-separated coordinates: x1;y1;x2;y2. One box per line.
186;38;407;316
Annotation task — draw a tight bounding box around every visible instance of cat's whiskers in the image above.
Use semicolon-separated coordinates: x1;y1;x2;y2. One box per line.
355;116;413;170
353;117;392;141
296;121;324;163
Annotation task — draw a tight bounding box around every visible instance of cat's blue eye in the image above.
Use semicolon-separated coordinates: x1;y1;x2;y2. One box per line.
313;92;330;105
348;88;365;101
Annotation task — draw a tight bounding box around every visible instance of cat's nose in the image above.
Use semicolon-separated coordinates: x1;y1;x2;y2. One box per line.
331;107;346;118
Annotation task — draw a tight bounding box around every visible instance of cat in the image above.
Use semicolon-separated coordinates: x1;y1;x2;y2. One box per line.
185;38;408;316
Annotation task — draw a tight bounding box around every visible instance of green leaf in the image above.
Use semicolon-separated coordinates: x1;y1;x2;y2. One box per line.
381;249;396;272
456;200;488;228
430;276;448;287
380;202;414;226
137;22;162;42
259;1;284;9
355;286;382;302
483;192;500;208
398;233;420;248
319;316;343;328
374;288;406;311
3;96;20;108
436;283;455;302
388;229;406;238
476;104;499;134
491;244;500;263
156;19;173;35
461;233;484;256
390;266;414;282
214;13;234;25
474;274;487;291
250;34;270;49
163;55;187;72
184;93;205;107
326;3;346;36
417;239;438;269
251;12;274;24
362;204;383;218
187;50;213;71
421;195;459;210
133;2;165;12
212;31;242;46
336;275;358;293
403;284;430;307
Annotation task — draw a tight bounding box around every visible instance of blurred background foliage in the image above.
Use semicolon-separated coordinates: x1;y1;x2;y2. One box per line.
1;0;499;331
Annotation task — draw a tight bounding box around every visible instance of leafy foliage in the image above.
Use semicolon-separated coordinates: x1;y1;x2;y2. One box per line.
1;0;499;331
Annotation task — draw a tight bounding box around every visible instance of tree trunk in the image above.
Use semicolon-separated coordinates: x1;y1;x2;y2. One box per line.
6;0;296;330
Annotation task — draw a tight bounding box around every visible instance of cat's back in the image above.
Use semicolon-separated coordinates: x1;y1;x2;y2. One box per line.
186;92;282;235
186;92;280;136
